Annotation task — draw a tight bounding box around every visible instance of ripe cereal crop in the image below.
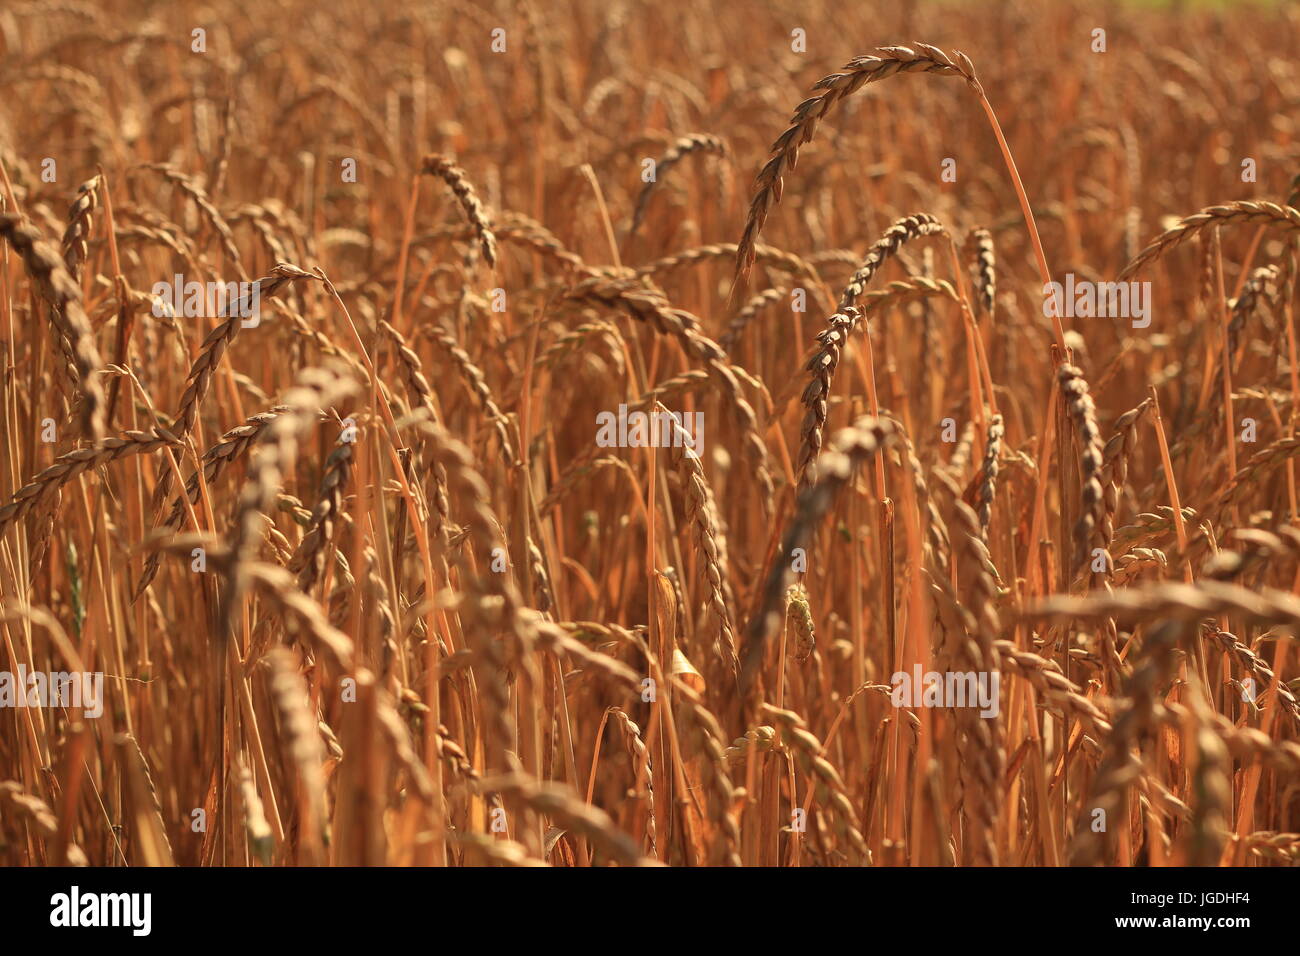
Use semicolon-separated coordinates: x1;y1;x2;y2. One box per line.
1;0;1298;875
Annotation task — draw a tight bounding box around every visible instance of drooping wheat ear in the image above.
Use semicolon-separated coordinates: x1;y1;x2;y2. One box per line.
112;731;176;865
235;757;272;862
453;834;547;867
1226;264;1279;367
1245;832;1300;864
1111;548;1167;584
415;213;595;276
537;452;633;515
0;427;180;535
495;215;593;274
1058;364;1105;573
743;417;897;686
413;416;519;609
1206;526;1300;581
563;277;773;514
525;536;553;613
228;203;291;262
289;436;355;594
1100;397;1153;551
808;248;866;271
327;545;396;645
244;562;355;672
630;133;727;237
1095;397;1154;679
221;366;358;639
1066;618;1184;866
7;61;105;99
376;318;450;540
379;318;435;412
1212;433;1300;521
946;502;1004;865
608;707;656;857
1118;201;1300;281
0;213;106;442
784;584;815;663
414;418;539;775
208;90;234;198
793;277;961;487
861;276;963;313
426;323;516;464
640;242;821;285
420;154;497;268
735;44;977;283
943;418;977;480
974;413;1004;538
1109;505;1199;554
265;647;328;857
1201;623;1300;730
1031;577;1300;641
374;690;435;802
478;775;650;867
838;213;948;310
114;223;196;266
762;704;871;865
795;308;857;488
525;320;626;387
671;685;742;866
994;640;1113;743
631;367;750;412
534;621;642;689
137;163;244;275
149;263;319;519
880;411;950;570
135;407;290;600
23;175;109;569
996;618;1184;827
720;286;784;353
432;723;486;800
1176;706;1300;778
724;725;779;763
665;406;737;678
0;781;88;866
61;174;100;279
967;227;996;316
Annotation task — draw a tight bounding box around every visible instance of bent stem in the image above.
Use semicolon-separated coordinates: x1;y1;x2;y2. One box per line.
973;88;1065;354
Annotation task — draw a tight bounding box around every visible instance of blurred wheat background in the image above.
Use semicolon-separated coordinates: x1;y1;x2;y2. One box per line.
0;0;1298;867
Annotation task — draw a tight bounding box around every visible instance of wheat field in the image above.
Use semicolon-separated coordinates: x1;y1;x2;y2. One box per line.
0;0;1298;869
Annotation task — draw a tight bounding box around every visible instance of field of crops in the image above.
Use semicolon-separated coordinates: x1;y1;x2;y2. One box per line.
0;0;1298;867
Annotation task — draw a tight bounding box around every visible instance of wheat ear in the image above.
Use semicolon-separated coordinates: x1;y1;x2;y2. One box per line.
735;44;976;283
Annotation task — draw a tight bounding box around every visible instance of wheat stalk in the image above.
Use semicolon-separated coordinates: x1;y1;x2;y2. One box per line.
421;154;498;269
735;44;977;283
629;132;726;237
1119;200;1300;280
